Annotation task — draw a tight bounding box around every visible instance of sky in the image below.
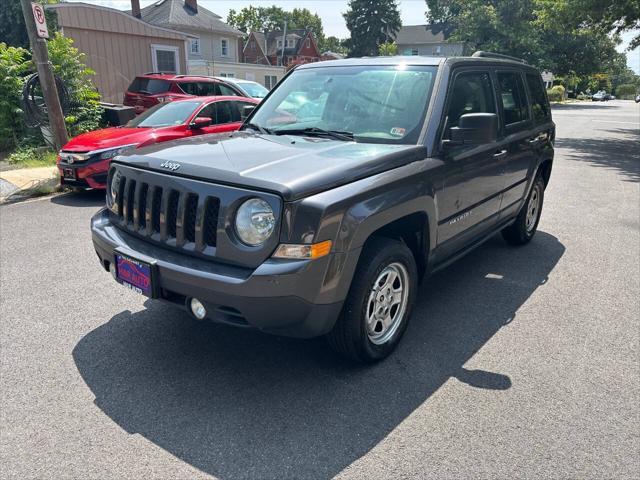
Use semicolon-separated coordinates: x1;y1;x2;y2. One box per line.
74;0;639;73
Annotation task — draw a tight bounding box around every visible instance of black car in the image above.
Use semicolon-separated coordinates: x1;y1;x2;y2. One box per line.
92;52;555;362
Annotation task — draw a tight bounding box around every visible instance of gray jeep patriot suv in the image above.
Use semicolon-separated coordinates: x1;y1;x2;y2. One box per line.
92;52;554;362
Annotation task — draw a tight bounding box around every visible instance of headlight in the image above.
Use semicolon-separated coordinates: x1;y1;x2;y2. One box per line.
108;170;122;209
235;198;275;246
99;145;136;160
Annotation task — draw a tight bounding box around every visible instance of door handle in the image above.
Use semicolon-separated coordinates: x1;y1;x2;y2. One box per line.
493;149;508;158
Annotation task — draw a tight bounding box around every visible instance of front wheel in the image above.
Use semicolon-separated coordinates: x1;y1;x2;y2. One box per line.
326;237;417;362
502;174;545;245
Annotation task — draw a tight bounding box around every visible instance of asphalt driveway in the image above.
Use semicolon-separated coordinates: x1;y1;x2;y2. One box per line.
1;100;638;479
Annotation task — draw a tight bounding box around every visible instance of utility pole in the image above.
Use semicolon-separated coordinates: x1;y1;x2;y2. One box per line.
280;20;288;67
20;0;68;150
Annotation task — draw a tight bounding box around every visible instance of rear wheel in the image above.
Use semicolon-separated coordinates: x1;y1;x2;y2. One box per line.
502;174;545;245
326;237;417;362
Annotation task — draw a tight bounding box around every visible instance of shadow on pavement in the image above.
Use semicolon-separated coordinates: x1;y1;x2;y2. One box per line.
50;189;106;207
555;127;640;182
551;102;622;111
73;231;564;479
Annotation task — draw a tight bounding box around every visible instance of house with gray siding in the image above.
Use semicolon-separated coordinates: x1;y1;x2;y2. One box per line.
394;25;467;57
137;0;244;67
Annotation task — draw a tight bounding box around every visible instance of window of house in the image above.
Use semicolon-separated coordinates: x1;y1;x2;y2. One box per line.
219;72;235;78
306;38;311;49
265;75;278;89
411;49;419;56
221;38;229;56
286;39;295;48
277;40;283;48
190;38;200;54
250;41;256;51
444;72;495;136
525;73;550;122
433;45;442;55
151;45;179;74
497;72;530;126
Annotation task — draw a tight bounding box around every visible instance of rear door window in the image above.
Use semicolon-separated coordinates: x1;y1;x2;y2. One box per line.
525;74;550;123
179;82;218;96
497;72;530;126
443;71;496;138
128;77;171;94
216;83;240;96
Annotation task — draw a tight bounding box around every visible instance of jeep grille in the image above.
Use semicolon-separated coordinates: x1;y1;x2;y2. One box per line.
112;173;220;254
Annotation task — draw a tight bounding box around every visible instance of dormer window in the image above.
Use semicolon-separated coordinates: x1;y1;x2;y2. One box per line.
286;39;295;48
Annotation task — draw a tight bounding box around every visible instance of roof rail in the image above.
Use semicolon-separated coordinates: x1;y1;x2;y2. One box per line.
472;51;527;64
142;72;173;75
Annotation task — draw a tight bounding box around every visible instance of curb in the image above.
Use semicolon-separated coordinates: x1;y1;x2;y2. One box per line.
0;167;60;204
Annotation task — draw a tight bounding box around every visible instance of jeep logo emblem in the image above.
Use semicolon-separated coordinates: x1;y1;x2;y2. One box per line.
160;161;181;171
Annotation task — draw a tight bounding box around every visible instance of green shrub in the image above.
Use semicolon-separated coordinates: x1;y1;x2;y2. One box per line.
7;146;57;168
47;32;104;137
547;85;566;102
0;43;32;151
614;83;637;99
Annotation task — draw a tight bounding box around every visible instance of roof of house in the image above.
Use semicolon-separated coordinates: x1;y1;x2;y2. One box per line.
137;0;243;37
394;25;446;45
47;2;194;39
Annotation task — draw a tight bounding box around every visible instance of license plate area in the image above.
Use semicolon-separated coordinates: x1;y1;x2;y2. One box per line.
115;253;157;297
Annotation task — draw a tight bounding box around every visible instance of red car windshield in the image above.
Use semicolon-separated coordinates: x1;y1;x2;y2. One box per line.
128;77;171;94
127;101;202;128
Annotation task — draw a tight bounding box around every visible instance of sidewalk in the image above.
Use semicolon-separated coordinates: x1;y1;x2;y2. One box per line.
0;166;59;203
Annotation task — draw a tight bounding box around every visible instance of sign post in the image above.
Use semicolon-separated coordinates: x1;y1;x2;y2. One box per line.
31;2;49;38
20;0;67;149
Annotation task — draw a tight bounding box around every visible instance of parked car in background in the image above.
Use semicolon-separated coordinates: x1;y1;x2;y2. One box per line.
592;90;609;101
214;77;270;99
635;94;640;103
123;73;245;113
58;96;258;189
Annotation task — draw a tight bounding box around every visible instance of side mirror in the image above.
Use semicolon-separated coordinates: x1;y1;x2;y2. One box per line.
448;113;498;146
241;105;255;121
190;117;212;129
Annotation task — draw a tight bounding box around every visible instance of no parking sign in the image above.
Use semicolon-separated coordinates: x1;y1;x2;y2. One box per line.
31;2;49;38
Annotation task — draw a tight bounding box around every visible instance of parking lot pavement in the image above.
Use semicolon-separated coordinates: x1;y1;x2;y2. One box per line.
1;100;638;479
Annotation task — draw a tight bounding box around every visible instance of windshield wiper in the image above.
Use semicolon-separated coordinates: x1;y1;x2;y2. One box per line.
243;122;272;135
273;127;355;142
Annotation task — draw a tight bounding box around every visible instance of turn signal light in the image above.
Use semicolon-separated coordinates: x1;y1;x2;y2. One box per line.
273;240;333;260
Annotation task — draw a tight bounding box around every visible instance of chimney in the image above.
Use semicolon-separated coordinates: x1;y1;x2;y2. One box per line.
185;0;198;12
131;0;141;18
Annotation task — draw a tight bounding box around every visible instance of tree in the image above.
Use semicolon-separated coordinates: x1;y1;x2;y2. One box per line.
378;42;398;56
344;0;402;57
533;0;640;50
0;0;58;48
227;6;325;44
320;36;348;55
425;0;626;77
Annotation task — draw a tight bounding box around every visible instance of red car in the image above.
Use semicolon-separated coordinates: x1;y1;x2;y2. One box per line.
58;96;258;189
123;73;245;113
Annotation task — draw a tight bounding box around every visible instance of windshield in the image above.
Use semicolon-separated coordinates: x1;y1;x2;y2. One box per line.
239;82;269;98
248;65;437;144
126;100;201;128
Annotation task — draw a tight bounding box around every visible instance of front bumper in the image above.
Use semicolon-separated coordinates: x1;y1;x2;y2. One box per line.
58;158;111;189
91;208;344;338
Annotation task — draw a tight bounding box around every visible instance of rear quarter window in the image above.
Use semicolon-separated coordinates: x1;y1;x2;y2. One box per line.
525;73;551;122
128;77;171;94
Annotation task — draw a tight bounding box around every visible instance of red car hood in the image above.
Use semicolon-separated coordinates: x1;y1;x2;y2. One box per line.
61;127;153;152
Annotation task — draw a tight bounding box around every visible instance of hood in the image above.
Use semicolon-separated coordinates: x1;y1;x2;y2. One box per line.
61;127;151;152
113;132;425;201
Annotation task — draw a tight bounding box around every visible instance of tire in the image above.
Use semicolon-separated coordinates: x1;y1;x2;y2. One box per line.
326;237;418;362
502;174;545;245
